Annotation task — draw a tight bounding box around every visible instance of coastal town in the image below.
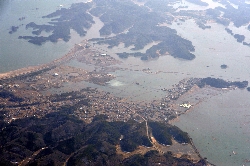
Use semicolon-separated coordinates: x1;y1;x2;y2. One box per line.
0;39;214;165
2;0;250;165
0;40;186;124
0;40;246;126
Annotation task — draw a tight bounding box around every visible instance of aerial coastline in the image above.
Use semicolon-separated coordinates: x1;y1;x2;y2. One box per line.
2;0;250;165
0;38;248;165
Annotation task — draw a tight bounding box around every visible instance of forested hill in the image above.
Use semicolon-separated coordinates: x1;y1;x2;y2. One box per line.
17;0;250;58
0;110;206;166
18;0;196;60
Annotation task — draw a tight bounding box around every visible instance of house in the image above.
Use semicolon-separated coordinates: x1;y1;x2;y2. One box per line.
54;73;59;76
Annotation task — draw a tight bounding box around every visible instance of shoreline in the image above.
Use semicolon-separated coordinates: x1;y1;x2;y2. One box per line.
0;42;85;81
0;38;247;166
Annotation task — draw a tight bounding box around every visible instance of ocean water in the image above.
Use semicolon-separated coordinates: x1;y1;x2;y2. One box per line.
0;0;87;73
168;15;250;166
173;89;250;166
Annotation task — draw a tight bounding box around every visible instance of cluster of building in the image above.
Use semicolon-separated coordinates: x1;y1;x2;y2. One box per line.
162;78;200;101
0;39;204;124
0;68;203;125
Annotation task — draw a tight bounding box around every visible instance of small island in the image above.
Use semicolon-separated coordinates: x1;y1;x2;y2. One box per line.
9;26;19;34
197;77;248;89
19;3;94;45
234;34;245;43
220;64;228;69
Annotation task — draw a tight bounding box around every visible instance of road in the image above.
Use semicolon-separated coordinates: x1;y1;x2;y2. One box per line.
18;147;48;166
137;114;164;154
